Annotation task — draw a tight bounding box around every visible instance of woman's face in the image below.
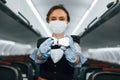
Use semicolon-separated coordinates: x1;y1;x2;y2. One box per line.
48;9;68;23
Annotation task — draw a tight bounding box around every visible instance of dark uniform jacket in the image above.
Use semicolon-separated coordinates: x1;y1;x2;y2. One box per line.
37;35;80;80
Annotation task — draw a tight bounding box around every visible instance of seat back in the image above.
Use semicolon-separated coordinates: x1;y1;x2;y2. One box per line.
88;71;120;80
24;60;40;80
0;55;38;80
12;61;34;80
78;66;102;80
0;65;19;80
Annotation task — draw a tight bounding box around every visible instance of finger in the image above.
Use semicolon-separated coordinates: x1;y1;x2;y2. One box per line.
45;37;53;43
61;46;67;51
47;39;54;46
66;35;74;45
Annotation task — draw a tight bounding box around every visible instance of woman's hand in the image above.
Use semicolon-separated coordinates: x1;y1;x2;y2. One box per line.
39;38;54;59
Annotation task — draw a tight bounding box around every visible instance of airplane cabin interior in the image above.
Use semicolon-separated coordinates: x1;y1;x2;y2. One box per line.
0;0;120;80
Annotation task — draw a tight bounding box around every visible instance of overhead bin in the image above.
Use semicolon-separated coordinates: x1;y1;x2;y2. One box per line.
80;0;120;69
80;0;120;52
80;0;120;38
0;1;40;45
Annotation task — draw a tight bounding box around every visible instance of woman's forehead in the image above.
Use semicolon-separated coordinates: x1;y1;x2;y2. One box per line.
50;9;67;17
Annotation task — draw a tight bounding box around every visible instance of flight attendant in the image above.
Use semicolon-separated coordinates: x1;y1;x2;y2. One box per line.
30;4;87;80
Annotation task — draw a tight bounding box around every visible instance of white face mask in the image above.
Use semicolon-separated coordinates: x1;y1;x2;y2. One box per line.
48;21;67;34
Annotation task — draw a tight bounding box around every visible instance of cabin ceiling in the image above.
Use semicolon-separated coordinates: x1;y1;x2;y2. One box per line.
31;0;93;34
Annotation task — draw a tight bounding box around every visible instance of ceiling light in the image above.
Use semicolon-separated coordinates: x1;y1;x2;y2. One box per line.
26;0;52;37
72;0;98;35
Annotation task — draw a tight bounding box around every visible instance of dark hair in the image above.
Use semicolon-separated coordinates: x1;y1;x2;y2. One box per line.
46;4;70;23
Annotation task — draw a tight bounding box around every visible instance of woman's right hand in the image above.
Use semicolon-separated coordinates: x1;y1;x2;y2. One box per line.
39;38;54;59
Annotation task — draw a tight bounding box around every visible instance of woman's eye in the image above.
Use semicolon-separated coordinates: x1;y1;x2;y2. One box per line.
59;17;65;21
59;19;65;21
51;18;56;21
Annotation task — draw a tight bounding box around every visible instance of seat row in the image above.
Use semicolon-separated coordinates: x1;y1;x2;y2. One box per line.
0;55;39;80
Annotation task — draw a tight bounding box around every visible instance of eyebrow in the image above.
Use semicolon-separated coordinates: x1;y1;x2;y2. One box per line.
51;16;56;18
50;16;66;20
50;16;56;18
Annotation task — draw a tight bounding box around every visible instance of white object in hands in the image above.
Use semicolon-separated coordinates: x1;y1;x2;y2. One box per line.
52;37;58;46
52;37;70;47
59;37;69;47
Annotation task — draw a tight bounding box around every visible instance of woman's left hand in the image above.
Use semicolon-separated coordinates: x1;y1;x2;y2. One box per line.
61;35;78;63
